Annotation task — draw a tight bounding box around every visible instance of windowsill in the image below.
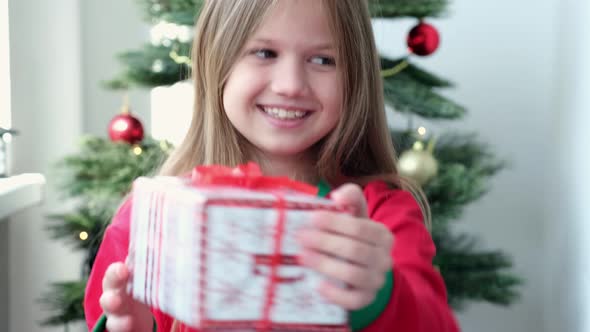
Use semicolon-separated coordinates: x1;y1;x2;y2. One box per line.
0;173;46;220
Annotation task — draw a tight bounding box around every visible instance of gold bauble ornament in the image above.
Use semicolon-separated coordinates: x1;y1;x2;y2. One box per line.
398;141;438;186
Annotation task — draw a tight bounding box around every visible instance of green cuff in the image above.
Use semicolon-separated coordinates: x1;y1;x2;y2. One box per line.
92;314;157;332
349;269;394;332
92;314;107;332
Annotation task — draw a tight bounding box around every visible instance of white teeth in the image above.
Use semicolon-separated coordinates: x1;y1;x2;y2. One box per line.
262;107;307;120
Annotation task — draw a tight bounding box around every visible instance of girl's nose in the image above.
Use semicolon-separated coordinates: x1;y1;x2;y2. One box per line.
270;58;308;98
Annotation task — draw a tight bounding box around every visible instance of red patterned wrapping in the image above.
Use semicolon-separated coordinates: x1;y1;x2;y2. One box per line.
126;163;351;332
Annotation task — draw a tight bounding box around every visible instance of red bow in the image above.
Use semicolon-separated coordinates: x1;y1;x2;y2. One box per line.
191;162;318;196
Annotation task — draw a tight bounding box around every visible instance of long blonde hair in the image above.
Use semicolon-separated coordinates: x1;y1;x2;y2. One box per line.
158;0;430;223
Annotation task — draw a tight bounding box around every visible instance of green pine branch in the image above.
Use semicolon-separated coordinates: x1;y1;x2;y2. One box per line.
382;57;453;88
135;0;447;25
429;133;504;229
41;137;172;326
46;207;111;251
381;57;465;120
135;0;203;25
392;130;504;230
391;129;519;307
427;162;494;231
382;61;466;119
434;234;522;308
369;0;449;18
104;42;192;89
39;281;86;326
54;136;171;200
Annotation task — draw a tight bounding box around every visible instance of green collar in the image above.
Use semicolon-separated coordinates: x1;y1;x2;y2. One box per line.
317;179;331;198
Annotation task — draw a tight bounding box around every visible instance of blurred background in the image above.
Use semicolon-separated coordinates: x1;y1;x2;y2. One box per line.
0;0;588;331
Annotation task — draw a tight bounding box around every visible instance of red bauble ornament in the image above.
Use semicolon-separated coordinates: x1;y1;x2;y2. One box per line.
108;108;144;144
407;22;440;56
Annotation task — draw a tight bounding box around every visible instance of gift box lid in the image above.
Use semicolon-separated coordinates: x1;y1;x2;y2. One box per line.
133;176;339;210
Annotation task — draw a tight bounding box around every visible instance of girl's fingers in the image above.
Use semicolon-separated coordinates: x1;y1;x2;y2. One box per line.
298;248;384;291
102;296;154;332
297;228;376;268
101;262;133;316
330;183;368;218
99;290;130;315
298;228;393;273
310;211;393;250
317;279;375;310
103;262;130;291
105;315;134;332
100;290;125;315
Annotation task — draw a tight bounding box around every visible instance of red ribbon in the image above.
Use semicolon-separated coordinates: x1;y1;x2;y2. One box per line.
258;194;286;332
191;162;319;196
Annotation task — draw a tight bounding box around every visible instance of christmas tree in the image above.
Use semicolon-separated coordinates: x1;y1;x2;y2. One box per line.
41;0;521;328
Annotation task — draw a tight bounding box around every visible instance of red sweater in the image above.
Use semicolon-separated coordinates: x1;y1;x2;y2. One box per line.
84;181;460;332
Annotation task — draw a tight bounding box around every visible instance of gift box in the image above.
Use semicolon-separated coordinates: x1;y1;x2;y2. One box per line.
127;163;350;332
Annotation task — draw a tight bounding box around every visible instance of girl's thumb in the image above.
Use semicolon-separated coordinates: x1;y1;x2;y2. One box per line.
330;183;368;218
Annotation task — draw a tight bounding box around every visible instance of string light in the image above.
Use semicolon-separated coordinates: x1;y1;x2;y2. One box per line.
417;126;427;136
152;59;164;73
150;21;193;45
160;140;170;151
79;232;89;241
1;133;13;142
133;146;143;155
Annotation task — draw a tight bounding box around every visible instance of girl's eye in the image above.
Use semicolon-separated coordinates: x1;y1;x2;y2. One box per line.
310;56;336;66
254;49;277;59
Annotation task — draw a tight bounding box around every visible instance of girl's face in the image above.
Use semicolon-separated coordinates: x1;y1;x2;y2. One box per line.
223;0;342;160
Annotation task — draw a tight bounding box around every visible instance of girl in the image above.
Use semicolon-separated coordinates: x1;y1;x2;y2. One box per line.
85;1;460;331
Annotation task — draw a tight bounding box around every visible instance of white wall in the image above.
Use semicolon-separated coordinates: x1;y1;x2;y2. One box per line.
7;1;84;331
80;1;151;136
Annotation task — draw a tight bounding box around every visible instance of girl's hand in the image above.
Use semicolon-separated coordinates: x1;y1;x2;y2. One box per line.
297;184;394;310
99;262;154;332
